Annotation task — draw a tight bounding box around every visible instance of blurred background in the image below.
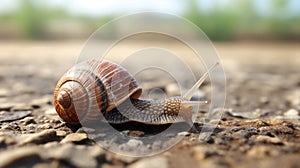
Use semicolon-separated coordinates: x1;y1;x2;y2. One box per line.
0;0;299;41
0;2;300;166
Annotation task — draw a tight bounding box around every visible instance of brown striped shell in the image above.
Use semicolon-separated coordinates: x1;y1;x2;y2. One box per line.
54;59;142;124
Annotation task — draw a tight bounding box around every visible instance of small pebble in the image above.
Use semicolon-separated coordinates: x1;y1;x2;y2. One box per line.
20;116;36;125
247;146;280;158
1;122;20;131
0;136;16;147
56;130;67;137
0;103;16;111
177;131;191;136
37;123;52;129
11;105;33;112
0;146;41;167
60;133;88;144
255;135;283;145
45;144;97;168
284;109;299;117
0;110;32;122
19;129;58;146
127;139;143;148
128;156;169;168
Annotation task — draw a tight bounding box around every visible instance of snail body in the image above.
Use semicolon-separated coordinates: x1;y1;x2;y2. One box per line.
54;59;217;126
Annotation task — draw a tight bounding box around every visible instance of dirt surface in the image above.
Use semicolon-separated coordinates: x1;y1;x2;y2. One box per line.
0;40;300;168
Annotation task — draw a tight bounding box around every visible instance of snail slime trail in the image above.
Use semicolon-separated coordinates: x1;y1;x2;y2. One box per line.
54;59;218;132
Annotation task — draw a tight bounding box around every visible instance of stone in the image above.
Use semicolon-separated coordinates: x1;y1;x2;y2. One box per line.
11;105;33;111
177;131;191;136
106;153;137;164
20;116;36;125
88;145;106;160
247;146;280;158
118;139;144;152
0;146;44;167
284;109;299;117
127;139;143;148
45;143;97;168
37;123;52;129
60;133;88;144
1;122;20;131
0;103;16;111
192;146;207;160
0;135;17;147
0;110;32;122
19;129;58;145
128;156;169;168
226;110;257;119
56;130;67;137
255;135;283;145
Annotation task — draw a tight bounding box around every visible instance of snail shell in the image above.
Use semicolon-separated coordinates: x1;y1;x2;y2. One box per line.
54;59;217;125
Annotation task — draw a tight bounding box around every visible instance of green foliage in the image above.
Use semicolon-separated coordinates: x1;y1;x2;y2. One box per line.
184;0;239;41
184;0;300;41
0;0;299;40
14;0;45;39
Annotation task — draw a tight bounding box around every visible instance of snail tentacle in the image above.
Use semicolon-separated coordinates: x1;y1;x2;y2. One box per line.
183;62;219;101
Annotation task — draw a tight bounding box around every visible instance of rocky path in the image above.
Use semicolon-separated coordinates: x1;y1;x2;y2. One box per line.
0;41;300;168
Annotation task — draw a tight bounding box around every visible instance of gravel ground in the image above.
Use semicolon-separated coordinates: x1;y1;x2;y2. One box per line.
0;41;300;168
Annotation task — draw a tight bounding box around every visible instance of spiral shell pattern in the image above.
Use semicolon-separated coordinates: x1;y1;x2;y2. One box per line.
54;59;142;124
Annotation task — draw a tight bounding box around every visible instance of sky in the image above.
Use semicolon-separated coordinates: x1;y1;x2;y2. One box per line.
0;0;299;16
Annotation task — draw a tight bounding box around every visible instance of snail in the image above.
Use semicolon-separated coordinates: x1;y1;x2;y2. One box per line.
54;59;218;128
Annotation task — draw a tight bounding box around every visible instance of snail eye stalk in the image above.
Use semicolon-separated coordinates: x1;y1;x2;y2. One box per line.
183;62;219;101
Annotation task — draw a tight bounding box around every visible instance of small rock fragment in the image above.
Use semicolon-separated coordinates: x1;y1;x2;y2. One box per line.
255;135;283;145
56;130;67;137
20;116;36;125
0;136;17;147
1;122;20;131
60;133;88;144
88;145;105;160
127;139;143;148
177;131;191;136
37;123;52;129
0;111;32;122
247;146;280;158
19;129;58;145
128;156;169;168
0;103;15;111
226;111;256;119
284;109;299;117
45;144;97;168
0;146;41;167
11;105;33;111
